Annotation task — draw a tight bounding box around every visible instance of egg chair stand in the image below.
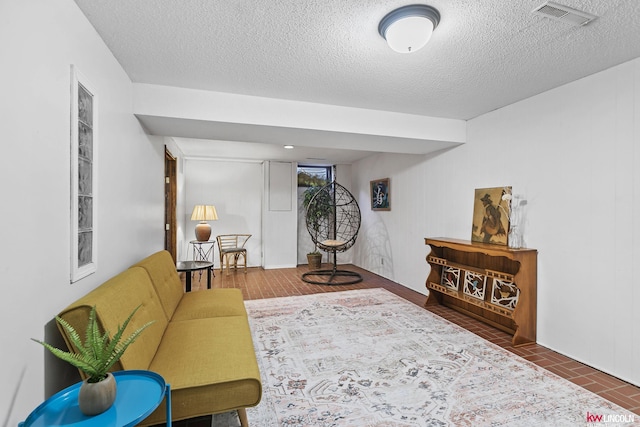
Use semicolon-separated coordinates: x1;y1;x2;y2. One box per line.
302;181;362;285
302;250;363;285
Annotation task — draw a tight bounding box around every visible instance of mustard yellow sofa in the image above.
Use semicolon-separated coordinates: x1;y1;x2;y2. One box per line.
57;250;262;426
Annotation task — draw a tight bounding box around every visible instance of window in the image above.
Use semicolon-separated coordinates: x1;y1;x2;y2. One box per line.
71;65;98;282
297;165;332;187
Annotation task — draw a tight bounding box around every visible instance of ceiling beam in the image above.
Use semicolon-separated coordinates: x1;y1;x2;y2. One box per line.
133;83;466;155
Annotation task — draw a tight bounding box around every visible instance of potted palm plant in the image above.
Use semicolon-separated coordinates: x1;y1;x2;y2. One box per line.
32;305;154;415
302;184;333;270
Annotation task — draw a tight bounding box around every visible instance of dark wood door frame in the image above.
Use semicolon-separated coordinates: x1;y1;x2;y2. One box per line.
164;148;177;261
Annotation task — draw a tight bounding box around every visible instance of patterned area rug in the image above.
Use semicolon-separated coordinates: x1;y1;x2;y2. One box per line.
215;288;637;426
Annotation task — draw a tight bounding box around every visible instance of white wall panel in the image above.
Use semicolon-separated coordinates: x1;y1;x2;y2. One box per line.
269;161;292;211
263;161;297;268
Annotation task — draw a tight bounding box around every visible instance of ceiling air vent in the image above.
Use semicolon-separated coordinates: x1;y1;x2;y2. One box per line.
532;1;597;26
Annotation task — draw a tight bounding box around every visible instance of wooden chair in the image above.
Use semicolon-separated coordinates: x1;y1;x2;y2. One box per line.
216;234;251;275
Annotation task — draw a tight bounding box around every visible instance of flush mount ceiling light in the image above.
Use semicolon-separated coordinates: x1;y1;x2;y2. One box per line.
284;145;294;149
378;4;440;53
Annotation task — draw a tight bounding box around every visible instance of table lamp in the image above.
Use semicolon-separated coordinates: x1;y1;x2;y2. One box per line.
191;205;218;241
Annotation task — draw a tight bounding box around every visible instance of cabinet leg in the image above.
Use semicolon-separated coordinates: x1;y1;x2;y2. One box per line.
424;289;440;306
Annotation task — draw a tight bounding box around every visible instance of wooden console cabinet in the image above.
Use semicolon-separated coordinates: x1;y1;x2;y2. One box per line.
425;237;537;347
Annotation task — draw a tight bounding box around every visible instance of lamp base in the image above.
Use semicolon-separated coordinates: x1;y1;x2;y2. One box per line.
194;222;211;242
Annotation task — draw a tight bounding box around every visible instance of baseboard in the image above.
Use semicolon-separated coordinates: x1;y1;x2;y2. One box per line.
263;264;297;269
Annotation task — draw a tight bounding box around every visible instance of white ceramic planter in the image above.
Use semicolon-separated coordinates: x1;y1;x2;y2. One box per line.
78;372;117;415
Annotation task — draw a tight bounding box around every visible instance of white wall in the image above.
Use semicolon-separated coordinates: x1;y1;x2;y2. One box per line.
353;57;640;386
182;159;299;270
1;1;166;423
183;159;263;267
352;155;432;283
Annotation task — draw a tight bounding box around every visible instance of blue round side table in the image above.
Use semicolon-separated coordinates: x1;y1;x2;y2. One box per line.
19;370;171;427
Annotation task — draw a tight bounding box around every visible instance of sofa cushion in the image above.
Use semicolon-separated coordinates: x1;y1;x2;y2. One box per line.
171;288;247;321
57;267;168;373
133;250;183;320
144;316;262;424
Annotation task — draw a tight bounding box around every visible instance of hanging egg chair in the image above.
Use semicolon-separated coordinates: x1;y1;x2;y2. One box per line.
302;181;362;285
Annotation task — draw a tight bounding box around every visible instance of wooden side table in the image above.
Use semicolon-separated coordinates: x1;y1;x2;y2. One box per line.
19;370;171;427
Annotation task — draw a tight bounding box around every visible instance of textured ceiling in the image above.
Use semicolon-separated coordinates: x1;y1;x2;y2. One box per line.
74;0;640;160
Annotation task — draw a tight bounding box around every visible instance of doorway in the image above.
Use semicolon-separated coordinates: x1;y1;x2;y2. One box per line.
164;148;177;261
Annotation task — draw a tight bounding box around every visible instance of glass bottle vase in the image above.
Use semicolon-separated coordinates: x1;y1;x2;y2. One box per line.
508;225;522;249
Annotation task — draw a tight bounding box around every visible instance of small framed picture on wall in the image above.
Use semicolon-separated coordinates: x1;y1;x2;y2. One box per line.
370;178;390;211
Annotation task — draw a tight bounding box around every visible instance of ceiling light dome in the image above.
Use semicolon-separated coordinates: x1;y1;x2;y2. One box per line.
378;4;440;53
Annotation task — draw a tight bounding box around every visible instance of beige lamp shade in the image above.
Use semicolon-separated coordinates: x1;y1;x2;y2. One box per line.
191;205;218;241
191;205;218;221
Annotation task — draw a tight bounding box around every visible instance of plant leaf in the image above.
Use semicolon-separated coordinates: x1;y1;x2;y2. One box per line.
32;304;155;382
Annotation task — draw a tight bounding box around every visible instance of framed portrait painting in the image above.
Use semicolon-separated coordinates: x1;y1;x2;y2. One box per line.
471;186;511;246
370;178;390;211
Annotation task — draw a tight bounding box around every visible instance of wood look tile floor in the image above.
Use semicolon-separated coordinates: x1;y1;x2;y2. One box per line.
170;264;640;426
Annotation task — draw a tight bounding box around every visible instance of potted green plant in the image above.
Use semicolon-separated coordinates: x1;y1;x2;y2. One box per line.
302;184;333;270
32;305;154;415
